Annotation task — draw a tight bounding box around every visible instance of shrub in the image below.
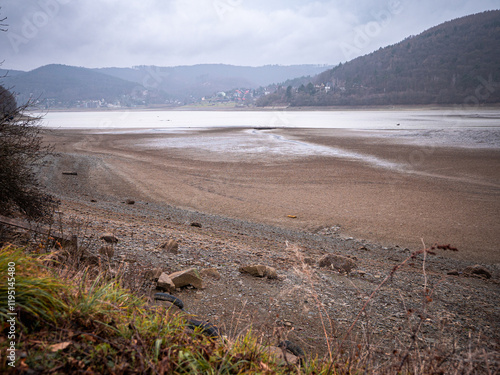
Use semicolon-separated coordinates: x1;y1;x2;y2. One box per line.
0;85;55;220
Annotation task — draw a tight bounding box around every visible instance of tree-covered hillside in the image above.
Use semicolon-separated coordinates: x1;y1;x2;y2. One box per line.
257;10;500;107
2;64;164;108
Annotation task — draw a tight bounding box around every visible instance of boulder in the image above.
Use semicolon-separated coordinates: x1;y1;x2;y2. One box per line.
318;254;357;274
190;222;202;228
100;233;119;244
161;239;179;254
168;268;203;289
261;345;299;365
239;265;278;279
145;268;163;281
265;266;278;279
98;245;114;258
125;199;135;205
157;273;176;292
463;265;491;279
447;269;460;276
200;267;221;280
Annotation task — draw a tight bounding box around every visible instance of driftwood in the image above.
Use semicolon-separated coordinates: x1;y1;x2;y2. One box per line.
0;214;77;249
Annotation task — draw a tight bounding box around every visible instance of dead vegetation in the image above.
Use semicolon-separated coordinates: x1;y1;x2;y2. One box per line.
1;220;499;374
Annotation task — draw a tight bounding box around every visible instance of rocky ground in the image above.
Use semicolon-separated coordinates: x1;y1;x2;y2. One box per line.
37;152;500;366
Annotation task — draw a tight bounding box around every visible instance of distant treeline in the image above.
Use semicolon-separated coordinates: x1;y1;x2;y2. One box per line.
257;10;500;107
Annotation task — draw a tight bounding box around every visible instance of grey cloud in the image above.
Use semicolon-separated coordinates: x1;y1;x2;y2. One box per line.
0;0;498;71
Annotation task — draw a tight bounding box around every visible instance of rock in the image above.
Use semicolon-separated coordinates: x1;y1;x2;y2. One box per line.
190;222;202;228
62;172;77;176
157;273;176;292
447;269;460;276
125;199;135;205
100;233;119;244
239;265;266;277
318;254;357;274
463;265;491;279
168;268;203;289
263;345;300;365
98;245;114;258
265;266;278;279
239;265;278;279
200;267;221;280
145;268;163;281
161;239;179;254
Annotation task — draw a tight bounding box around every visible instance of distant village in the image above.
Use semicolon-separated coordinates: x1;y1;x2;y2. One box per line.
34;81;338;110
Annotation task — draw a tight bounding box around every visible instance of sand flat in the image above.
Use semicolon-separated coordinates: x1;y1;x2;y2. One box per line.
43;127;500;264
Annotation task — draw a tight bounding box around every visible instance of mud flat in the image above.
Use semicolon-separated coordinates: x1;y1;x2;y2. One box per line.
43;126;500;264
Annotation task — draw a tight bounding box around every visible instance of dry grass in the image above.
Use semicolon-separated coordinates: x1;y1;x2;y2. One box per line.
1;223;499;374
283;240;500;374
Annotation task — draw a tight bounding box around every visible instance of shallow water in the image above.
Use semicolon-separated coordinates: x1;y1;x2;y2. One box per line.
42;108;500;132
42;109;500;168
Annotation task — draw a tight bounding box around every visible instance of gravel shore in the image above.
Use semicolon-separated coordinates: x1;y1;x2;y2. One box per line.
39;128;500;361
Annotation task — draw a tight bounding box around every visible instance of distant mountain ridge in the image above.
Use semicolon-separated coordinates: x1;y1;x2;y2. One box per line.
2;64;153;108
1;63;330;108
257;10;500;107
95;64;331;99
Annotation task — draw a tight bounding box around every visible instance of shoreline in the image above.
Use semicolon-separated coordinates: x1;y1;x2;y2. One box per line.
42;103;500;113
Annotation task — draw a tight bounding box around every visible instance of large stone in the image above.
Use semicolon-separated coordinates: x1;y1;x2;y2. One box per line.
100;233;119;244
157;273;175;292
261;345;299;365
161;239;179;254
145;268;163;281
200;267;221;280
318;254;357;274
239;265;278;279
168;268;203;289
463;265;491;279
264;266;278;279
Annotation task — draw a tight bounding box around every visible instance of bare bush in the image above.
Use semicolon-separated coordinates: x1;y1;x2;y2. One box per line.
0;85;55;220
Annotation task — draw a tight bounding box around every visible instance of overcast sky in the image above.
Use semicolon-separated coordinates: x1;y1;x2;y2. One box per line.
1;0;498;71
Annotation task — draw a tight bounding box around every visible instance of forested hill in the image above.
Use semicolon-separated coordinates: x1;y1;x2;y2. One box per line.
2;64;156;108
257;10;500;107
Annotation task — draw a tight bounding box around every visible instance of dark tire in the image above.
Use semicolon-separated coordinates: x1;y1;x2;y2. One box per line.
187;319;220;337
154;293;184;310
278;340;305;358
